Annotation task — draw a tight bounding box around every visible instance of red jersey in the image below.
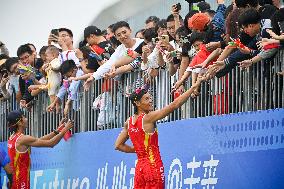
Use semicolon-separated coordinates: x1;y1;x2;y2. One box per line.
128;113;165;188
189;44;217;68
8;133;31;189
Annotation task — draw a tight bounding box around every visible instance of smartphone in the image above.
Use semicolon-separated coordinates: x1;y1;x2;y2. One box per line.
160;35;169;43
175;3;181;11
51;29;59;37
152;37;159;44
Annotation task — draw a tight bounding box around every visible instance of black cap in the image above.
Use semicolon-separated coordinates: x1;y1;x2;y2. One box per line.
84;26;102;39
7;110;23;127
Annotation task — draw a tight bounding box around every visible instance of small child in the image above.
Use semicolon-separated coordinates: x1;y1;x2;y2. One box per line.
29;46;62;111
45;45;62;102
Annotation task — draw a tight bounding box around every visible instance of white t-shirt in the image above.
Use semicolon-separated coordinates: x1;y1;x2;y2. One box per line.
92;38;144;80
59;50;80;67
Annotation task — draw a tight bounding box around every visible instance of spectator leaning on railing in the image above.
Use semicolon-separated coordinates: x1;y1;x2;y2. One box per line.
207;0;278;78
16;44;42;110
84;21;144;90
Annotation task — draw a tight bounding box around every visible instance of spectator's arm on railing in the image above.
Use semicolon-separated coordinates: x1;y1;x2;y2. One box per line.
105;64;133;79
166;53;178;76
172;70;191;92
69;73;92;82
63;99;72;117
171;4;181;33
144;78;203;123
47;85;66;112
178;56;190;80
28;84;47;96
266;29;284;41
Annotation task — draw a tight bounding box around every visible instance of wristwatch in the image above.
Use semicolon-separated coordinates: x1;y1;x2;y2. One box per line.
53;130;60;135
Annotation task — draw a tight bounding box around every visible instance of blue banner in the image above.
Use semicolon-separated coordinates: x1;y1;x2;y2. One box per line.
1;108;284;189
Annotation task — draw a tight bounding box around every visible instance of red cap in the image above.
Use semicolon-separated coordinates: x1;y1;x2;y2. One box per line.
188;13;210;31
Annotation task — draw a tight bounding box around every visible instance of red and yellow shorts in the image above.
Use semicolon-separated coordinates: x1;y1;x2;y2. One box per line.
134;160;165;189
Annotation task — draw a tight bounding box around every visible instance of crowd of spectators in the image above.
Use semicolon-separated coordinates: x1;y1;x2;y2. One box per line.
0;0;284;126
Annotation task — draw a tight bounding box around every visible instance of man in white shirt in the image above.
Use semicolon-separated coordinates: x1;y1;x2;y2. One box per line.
84;21;144;90
48;28;80;67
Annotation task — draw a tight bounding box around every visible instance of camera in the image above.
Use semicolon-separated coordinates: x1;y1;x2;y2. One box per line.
160;35;169;43
175;3;181;11
152;35;170;44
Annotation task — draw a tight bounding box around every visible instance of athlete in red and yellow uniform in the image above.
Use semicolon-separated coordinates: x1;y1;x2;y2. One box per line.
8;132;30;189
115;79;203;189
6;110;74;189
128;113;164;188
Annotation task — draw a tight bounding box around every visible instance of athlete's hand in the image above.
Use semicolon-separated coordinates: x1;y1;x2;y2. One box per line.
65;119;74;130
59;117;67;126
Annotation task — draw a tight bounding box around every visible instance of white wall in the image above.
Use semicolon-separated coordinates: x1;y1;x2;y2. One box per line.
0;0;120;56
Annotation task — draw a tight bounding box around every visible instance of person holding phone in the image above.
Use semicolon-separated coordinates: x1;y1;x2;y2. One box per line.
7;110;73;189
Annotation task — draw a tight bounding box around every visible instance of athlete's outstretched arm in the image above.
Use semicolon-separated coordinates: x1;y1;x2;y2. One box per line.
144;78;204;124
40;118;66;140
115;120;135;153
19;120;73;148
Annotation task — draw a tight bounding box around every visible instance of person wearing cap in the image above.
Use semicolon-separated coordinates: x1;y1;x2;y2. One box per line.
83;25;115;73
7;110;73;189
0;146;13;188
84;21;144;90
